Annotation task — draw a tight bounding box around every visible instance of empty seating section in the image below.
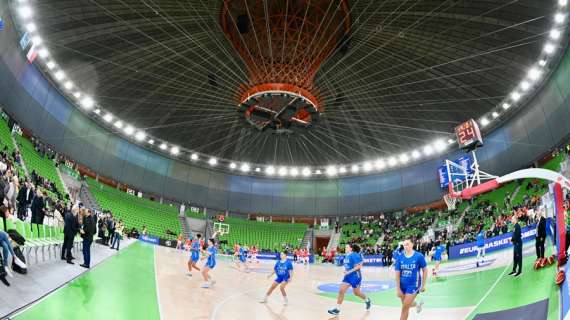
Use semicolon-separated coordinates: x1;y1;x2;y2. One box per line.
218;217;307;252
86;178;181;240
14;134;67;200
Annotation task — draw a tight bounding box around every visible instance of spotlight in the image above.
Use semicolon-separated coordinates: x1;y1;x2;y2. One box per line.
290;167;299;177
19;6;32;19
326;166;337;176
411;150;421;159
266;166;276;175
278;167;287;176
38;48;48;58
54;70;65;81
148;139;155;145
208;158;217;166
388;157;397;167
539;59;547;67
363;162;373;172
315;170;322;175
480;117;490;127
302;167;311;177
25;23;36;32
399;154;409;164
135;131;146;141
492;112;499;119
80;96;94;109
434;139;447;152
423;145;434;156
527;67;542;81
240;163;250;172
560;0;567;6
103;113;113;122
171;146;180;155
191;153;198;161
339;166;347;174
159;143;167;150
550;29;561;40
511;91;521;101
255;167;261;172
64;81;74;90
554;13;566;24
447;139;454;144
544;43;555;55
520;81;530;91
73;92;81;99
375;159;386;170
46;61;55;69
502;103;511;110
94;109;100;115
351;165;359;173
124;126;134;136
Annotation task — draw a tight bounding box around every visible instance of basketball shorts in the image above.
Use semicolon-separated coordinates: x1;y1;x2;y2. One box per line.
275;275;290;283
400;281;421;295
190;252;199;262
342;272;362;288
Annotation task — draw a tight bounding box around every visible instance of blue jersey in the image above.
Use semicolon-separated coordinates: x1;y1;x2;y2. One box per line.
477;231;485;247
206;246;217;268
191;240;201;252
344;252;363;272
395;251;427;287
434;245;445;261
274;260;293;277
393;250;402;262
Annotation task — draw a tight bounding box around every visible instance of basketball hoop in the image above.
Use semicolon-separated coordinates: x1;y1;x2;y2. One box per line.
443;193;458;211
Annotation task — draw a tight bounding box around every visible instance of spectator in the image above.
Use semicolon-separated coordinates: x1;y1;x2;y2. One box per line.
535;211;546;261
110;219;124;250
79;209;96;269
62;207;79;264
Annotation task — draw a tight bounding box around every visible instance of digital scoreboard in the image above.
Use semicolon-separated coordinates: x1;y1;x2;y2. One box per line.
454;119;483;150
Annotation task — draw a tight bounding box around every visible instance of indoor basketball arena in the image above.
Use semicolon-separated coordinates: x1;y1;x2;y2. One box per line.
0;1;570;319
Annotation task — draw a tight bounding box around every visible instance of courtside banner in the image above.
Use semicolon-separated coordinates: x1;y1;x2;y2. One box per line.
363;255;384;267
139;234;160;245
335;255;384;267
449;224;536;259
256;253;315;263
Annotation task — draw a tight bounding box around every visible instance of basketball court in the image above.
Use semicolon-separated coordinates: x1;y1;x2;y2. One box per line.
8;239;559;320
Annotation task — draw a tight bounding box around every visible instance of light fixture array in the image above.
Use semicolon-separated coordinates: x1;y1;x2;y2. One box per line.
12;0;568;178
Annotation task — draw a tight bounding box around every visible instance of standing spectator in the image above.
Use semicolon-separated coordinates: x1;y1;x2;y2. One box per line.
79;209;96;269
30;190;45;225
61;207;79;264
110;219;124;251
107;216;115;246
535;211;546;261
509;215;523;277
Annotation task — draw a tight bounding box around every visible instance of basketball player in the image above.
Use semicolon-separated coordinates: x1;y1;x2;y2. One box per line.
238;244;250;272
250;245;259;264
302;248;310;265
260;251;294;306
232;243;240;265
431;241;446;277
476;227;486;267
176;233;183;250
200;237;217;288
395;239;428;320
327;244;372;316
187;234;202;277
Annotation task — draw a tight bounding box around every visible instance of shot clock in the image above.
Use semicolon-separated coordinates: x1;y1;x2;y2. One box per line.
454;119;483;151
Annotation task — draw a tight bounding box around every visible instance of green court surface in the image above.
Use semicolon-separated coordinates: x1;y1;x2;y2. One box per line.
13;242;160;320
319;256;559;320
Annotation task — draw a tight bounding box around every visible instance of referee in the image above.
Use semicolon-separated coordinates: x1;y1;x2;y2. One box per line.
509;215;523;277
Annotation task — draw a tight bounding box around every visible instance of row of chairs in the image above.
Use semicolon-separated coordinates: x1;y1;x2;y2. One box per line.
1;219;82;264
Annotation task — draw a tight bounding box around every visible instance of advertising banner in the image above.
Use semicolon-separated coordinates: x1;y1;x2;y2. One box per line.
448;224;537;259
139;234;160;245
256;253;315;264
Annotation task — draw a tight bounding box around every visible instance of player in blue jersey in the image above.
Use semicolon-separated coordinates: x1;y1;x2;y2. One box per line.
476;227;486;267
187;234;202;277
327;244;372;316
430;241;446;277
395;239;428;320
260;251;294;306
200;237;217;288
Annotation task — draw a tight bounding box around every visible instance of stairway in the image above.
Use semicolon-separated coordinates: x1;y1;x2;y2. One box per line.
79;181;101;211
326;231;341;252
301;228;313;250
179;216;192;239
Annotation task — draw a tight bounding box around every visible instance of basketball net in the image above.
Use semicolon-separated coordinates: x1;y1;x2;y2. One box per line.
443;193;458;211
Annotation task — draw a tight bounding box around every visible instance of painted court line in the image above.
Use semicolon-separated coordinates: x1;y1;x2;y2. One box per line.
210;288;264;320
464;261;512;319
154;245;164;320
